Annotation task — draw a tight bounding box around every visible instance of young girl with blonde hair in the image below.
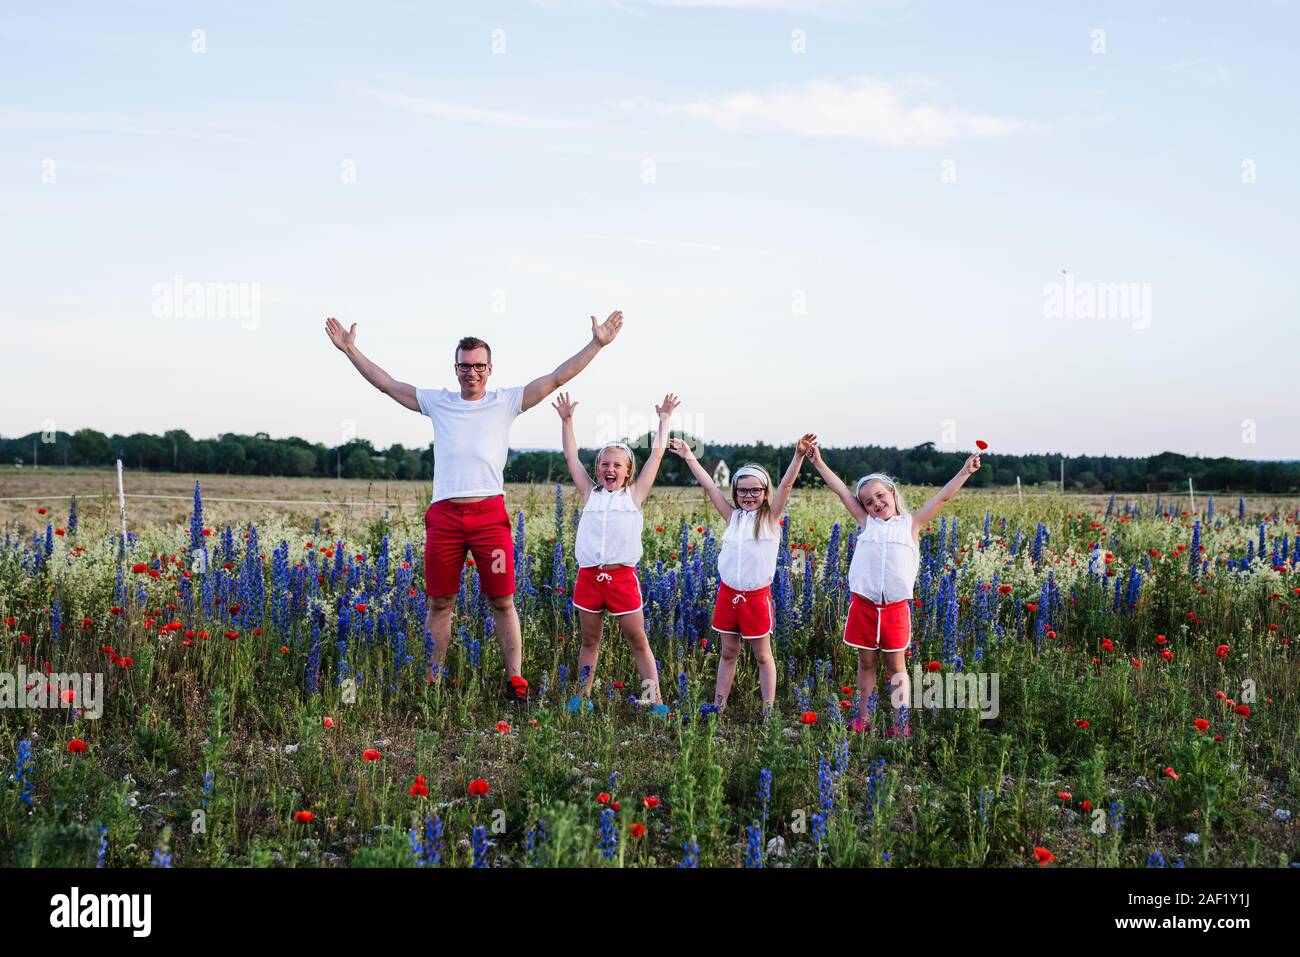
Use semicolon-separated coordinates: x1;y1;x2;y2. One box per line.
808;447;982;733
553;391;679;714
669;434;816;716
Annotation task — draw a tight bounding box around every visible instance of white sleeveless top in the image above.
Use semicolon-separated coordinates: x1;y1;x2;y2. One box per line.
847;513;919;604
718;508;781;591
575;487;643;567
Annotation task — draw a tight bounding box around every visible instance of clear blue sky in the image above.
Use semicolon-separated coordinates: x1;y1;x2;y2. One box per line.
3;0;1296;460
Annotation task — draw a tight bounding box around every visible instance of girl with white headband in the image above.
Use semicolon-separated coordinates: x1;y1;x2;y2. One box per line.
553;391;679;714
669;434;816;717
807;445;982;735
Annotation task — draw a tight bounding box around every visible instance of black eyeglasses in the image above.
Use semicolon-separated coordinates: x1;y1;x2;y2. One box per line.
455;363;488;374
736;487;765;498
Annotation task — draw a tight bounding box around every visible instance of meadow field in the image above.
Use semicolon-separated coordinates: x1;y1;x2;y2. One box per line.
1;470;1297;868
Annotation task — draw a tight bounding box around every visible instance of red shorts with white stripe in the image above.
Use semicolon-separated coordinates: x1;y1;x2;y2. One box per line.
711;582;774;640
843;593;912;652
573;565;643;616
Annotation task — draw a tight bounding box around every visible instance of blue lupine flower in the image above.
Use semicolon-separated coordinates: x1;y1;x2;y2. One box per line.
95;825;108;867
151;849;173;868
811;812;826;845
1146;851;1166;868
758;768;773;824
598;808;617;858
679;841;700;868
1189;522;1201;580
67;496;78;538
745;823;763;867
14;739;34;805
411;814;444;867
472;824;490;868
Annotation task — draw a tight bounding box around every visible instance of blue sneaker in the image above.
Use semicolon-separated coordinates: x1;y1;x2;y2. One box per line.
567;695;593;714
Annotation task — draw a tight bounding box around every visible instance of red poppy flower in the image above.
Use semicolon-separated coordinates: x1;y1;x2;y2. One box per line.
54;528;65;536
926;661;941;673
496;721;510;733
597;792;611;805
1080;799;1092;812
643;796;660;810
66;738;87;754
1056;791;1071;801
468;778;490;796
628;823;646;839
225;631;238;641
1075;719;1090;729
1215;690;1226;700
998;585;1012;595
355;603;367;614
800;711;817;725
1130;659;1142;669
293;811;315;824
131;563;148;574
410;775;429;798
1234;705;1251;718
975;440;988;451
323;716;334;729
1215;644;1229;658
1155;634;1167;645
1159;649;1172;661
1100;639;1114;652
611;801;620;811
37;506;48;514
1193;718;1209;732
612;681;624;690
1164;767;1179;781
1034;847;1054;866
362;749;382;762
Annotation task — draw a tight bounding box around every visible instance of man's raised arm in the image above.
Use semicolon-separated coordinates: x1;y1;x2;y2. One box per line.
324;317;420;413
520;310;623;413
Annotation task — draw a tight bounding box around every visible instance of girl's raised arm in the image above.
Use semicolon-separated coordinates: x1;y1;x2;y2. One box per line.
630;393;680;508
668;437;734;521
808;442;870;527
767;433;815;523
551;392;596;498
910;452;981;533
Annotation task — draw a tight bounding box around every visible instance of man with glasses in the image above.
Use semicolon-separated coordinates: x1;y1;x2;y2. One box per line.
324;312;624;701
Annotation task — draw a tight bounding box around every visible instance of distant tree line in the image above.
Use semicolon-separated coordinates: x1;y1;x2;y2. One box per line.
3;429;1297;493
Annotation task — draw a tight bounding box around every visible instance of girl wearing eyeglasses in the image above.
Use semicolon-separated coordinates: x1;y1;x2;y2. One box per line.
807;446;982;735
553;391;679;714
668;434;816;717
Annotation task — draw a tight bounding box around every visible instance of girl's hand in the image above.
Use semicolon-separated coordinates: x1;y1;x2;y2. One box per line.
964;452;981;475
796;433;818;457
667;437;695;460
656;393;681;418
805;440;822;465
552;391;579;419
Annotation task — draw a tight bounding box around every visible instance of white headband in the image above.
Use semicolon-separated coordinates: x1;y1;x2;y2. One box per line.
596;442;636;465
733;465;770;486
855;473;895;496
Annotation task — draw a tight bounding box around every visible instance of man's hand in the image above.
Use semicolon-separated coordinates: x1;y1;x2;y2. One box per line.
591;310;623;347
325;316;356;353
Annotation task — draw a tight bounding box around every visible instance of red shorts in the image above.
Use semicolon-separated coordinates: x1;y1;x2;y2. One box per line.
573;565;643;616
424;496;514;598
711;582;774;640
844;593;911;652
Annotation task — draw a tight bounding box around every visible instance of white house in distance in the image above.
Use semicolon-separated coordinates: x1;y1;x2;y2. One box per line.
701;458;729;487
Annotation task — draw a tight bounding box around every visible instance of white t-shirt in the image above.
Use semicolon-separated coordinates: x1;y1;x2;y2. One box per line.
416;385;526;503
575;486;643;567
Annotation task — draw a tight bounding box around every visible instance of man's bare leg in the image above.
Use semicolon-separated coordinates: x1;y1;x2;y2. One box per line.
488;593;522;678
424;595;456;682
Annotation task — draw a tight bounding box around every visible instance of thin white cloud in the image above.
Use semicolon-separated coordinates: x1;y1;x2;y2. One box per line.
354;86;586;132
0;109;257;144
620;77;1021;147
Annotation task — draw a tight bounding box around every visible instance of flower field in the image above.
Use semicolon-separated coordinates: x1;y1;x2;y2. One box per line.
2;480;1297;868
